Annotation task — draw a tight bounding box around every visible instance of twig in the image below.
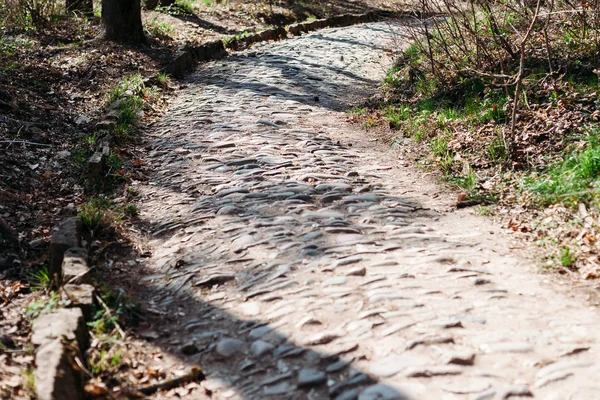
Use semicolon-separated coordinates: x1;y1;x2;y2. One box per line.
0;140;52;147
73;355;94;379
509;0;542;158
95;294;126;339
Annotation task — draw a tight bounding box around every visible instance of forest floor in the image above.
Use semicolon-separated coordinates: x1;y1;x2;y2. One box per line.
0;0;402;397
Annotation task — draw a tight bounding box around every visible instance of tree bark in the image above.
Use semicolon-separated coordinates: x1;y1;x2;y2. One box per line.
101;0;146;43
66;0;93;15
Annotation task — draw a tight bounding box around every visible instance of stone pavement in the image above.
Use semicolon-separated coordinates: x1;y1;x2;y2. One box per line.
132;21;600;399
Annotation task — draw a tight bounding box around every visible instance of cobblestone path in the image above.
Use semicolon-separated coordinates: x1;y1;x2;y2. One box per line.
132;21;600;399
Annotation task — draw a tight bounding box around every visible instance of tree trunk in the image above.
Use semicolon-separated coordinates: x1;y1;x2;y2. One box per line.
66;0;93;15
101;0;146;43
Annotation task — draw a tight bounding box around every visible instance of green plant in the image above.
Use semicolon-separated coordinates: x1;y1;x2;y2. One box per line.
156;72;169;85
349;107;367;115
84;132;97;147
453;165;477;192
559;246;576;268
488;135;508;162
23;369;35;393
28;266;52;291
147;17;174;37
527;128;600;206
79;197;111;232
25;292;61;320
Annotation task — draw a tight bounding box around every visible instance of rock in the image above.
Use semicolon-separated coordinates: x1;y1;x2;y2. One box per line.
327;358;353;373
87;151;104;183
56;150;71;159
297;368;326;388
217;205;243;216
405;365;462;377
50;217;81;279
336;390;359;400
251;340;275;358
181;342;199;355
303;330;345;346
474;385;532;400
488;341;533;353
215;338;246;357
264;381;295;395
369;355;428;378
32;308;87;400
274;344;305;358
232;234;256;253
61;247;91;285
0;332;15;349
322;276;348;286
358;383;415;400
406;335;454;350
346;267;366;276
62;284;95;321
31;308;87;350
447;352;476;366
194;273;235;287
35;339;85;400
74;114;91;125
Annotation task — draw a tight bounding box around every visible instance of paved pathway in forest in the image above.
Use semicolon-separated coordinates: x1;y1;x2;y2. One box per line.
132;21;600;399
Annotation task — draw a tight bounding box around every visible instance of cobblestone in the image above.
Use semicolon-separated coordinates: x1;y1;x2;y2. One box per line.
133;20;600;399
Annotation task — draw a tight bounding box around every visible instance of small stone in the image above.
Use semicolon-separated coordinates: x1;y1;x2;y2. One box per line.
274;344;305;358
251;340;275;358
215;338;245;357
447;352;476;366
336;390;359;400
327;358;353;373
405;365;462;377
181;342;199;355
346;267;366;276
264;381;294;395
406;335;454;350
369;355;428;378
297;368;326;388
303;330;345;346
323;276;348;286
62;284;95;321
488;342;533;353
359;383;417;400
217;205;243;216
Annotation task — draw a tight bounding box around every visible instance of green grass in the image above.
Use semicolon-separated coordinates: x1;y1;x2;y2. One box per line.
157;72;170;86
559;246;576;268
25;292;61;320
28;266;52;291
349;107;367;115
527;128;600;206
23;369;35;393
106;73;150;136
79;197;111;232
147;18;174;37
